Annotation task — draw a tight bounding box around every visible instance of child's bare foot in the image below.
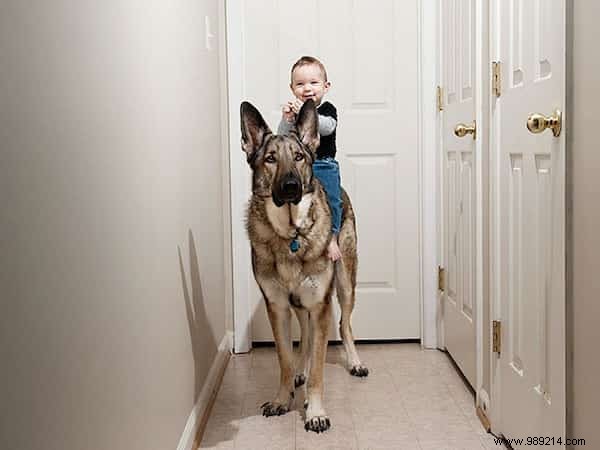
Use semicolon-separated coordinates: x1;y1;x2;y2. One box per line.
327;237;342;262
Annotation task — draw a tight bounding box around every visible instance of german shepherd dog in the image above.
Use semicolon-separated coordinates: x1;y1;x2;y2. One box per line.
240;99;368;433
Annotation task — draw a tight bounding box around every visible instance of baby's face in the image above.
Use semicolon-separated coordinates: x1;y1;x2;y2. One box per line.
290;64;330;107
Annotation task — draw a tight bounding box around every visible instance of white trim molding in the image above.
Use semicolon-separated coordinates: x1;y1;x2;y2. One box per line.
419;0;440;350
474;0;489;414
226;0;253;353
489;0;502;434
436;0;446;351
218;0;235;342
177;332;232;450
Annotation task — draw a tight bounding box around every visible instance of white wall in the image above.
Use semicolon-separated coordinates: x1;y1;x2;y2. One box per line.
0;1;230;449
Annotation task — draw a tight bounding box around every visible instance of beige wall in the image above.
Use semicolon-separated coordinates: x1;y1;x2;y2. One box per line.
0;1;230;449
567;1;600;448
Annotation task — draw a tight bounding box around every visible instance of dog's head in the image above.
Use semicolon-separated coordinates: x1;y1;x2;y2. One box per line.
240;100;320;206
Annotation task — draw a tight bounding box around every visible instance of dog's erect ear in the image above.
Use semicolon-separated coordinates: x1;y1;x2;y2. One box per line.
240;102;272;161
295;99;320;152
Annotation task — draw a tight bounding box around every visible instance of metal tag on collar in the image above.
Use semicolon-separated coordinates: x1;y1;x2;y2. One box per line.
290;229;300;253
290;239;300;253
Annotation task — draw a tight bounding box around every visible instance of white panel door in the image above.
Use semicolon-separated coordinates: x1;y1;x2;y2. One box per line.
231;0;421;342
493;0;566;446
441;0;478;387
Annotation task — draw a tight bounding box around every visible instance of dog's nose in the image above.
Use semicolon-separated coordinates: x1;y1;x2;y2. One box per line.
282;178;300;196
273;173;302;205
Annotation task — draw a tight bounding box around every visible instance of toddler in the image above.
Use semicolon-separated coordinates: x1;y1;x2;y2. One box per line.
278;56;342;262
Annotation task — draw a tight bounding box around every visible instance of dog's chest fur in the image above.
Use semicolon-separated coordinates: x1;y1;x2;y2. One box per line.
247;191;332;297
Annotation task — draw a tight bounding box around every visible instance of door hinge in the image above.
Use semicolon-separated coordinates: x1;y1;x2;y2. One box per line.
492;320;502;354
437;85;444;111
438;266;446;292
492;61;502;98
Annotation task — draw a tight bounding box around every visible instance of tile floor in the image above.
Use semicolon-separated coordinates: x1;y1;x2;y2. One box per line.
199;343;505;450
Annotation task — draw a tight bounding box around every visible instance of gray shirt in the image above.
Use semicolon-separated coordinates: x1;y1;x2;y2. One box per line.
277;114;337;137
278;101;339;159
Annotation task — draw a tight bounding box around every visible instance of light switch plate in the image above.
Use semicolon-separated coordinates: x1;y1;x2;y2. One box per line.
205;15;215;51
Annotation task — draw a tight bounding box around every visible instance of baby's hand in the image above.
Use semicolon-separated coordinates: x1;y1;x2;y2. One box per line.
282;104;295;123
289;98;304;114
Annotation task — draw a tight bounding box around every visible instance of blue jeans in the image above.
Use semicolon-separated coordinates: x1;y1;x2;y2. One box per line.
312;157;342;235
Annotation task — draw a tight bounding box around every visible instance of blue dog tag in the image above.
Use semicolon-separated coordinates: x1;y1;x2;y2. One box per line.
290;239;300;253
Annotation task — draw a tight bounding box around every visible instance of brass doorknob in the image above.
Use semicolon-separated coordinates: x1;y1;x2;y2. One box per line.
454;121;476;140
526;109;562;137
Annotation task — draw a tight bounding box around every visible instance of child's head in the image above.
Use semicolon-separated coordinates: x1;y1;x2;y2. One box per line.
289;56;331;106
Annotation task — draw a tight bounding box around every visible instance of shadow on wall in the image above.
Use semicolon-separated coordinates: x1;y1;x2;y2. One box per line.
178;230;218;401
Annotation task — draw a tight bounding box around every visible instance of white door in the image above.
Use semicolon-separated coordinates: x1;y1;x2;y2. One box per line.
228;0;421;343
441;0;478;387
492;0;566;446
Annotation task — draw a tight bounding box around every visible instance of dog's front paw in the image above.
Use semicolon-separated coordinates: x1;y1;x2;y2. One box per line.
294;373;306;388
260;401;289;417
350;364;369;377
304;415;331;433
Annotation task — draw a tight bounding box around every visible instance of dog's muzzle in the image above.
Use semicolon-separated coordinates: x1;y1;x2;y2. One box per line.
273;173;302;206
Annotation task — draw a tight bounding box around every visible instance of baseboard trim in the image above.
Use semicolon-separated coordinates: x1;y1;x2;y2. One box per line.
177;331;232;450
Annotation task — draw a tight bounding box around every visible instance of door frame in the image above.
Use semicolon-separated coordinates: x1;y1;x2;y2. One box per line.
486;0;513;435
436;0;489;413
226;0;439;353
489;0;500;433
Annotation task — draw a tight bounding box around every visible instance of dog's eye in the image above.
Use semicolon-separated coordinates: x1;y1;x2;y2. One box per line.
294;153;304;162
265;155;277;163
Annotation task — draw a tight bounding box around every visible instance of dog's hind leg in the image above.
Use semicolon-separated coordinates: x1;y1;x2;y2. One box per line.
261;300;295;417
335;261;369;377
292;307;310;393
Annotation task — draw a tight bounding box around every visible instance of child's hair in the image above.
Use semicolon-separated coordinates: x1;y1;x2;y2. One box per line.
290;56;328;83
